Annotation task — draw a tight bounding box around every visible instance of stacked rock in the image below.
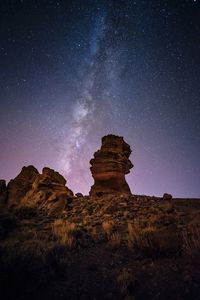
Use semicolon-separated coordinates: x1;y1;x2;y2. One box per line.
89;135;133;195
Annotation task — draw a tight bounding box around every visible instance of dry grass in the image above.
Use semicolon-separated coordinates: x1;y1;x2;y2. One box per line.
102;220;115;235
127;221;156;252
52;219;77;248
147;214;162;226
116;268;135;297
182;224;200;256
109;232;121;248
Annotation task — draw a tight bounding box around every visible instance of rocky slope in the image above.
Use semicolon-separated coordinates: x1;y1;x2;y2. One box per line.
0;135;200;300
0;194;200;300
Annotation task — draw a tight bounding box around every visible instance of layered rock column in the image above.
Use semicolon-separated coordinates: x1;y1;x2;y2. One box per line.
89;135;133;195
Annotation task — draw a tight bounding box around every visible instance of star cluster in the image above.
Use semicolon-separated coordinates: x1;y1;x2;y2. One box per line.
0;0;200;197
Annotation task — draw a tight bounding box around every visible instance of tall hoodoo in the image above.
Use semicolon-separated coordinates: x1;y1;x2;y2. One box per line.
89;134;133;195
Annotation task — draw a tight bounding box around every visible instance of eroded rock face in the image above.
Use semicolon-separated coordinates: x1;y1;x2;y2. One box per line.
89;135;133;195
7;166;39;206
21;167;73;214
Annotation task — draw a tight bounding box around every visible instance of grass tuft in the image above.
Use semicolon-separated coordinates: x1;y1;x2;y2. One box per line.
52;219;77;248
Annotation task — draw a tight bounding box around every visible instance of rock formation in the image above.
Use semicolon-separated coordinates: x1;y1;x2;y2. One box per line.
7;165;39;206
20;167;73;214
2;165;73;214
89;134;133;195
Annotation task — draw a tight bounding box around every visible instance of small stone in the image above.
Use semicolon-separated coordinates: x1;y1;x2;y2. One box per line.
163;193;172;200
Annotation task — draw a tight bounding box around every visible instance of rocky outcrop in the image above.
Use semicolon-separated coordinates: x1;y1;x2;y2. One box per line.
89;135;133;195
21;167;73;214
0;180;7;208
7;166;39;207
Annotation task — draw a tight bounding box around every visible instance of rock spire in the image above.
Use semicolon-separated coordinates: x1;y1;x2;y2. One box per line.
89;134;133;195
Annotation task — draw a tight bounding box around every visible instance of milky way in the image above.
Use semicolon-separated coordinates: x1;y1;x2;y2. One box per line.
58;11;106;176
0;1;200;197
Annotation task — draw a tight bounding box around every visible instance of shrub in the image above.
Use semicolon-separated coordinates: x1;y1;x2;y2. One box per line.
52;219;77;248
127;221;156;254
109;232;121;248
102;220;115;235
116;268;135;297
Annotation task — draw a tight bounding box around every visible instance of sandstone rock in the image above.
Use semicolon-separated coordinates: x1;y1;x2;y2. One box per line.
42;167;66;185
0;180;8;207
89;135;133;195
32;167;67;190
163;193;172;201
21;167;73;215
7;166;39;206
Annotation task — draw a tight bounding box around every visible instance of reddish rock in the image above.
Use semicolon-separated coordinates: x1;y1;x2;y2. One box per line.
89;135;133;195
7;166;39;206
21;167;73;214
32;167;67;190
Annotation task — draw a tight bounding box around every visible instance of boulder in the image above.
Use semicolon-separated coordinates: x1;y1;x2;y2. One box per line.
163;193;173;201
89;135;133;195
7;166;39;206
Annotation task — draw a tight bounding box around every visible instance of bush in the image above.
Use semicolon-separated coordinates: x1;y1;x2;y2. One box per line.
116;268;135;297
102;220;115;235
52;219;78;248
109;232;122;249
127;221;156;255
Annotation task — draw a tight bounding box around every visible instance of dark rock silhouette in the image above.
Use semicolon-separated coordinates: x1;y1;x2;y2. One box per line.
89;134;133;195
0;180;7;207
7;165;39;206
163;193;173;200
76;192;84;197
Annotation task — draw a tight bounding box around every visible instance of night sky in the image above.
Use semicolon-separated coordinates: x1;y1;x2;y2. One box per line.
0;0;200;197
